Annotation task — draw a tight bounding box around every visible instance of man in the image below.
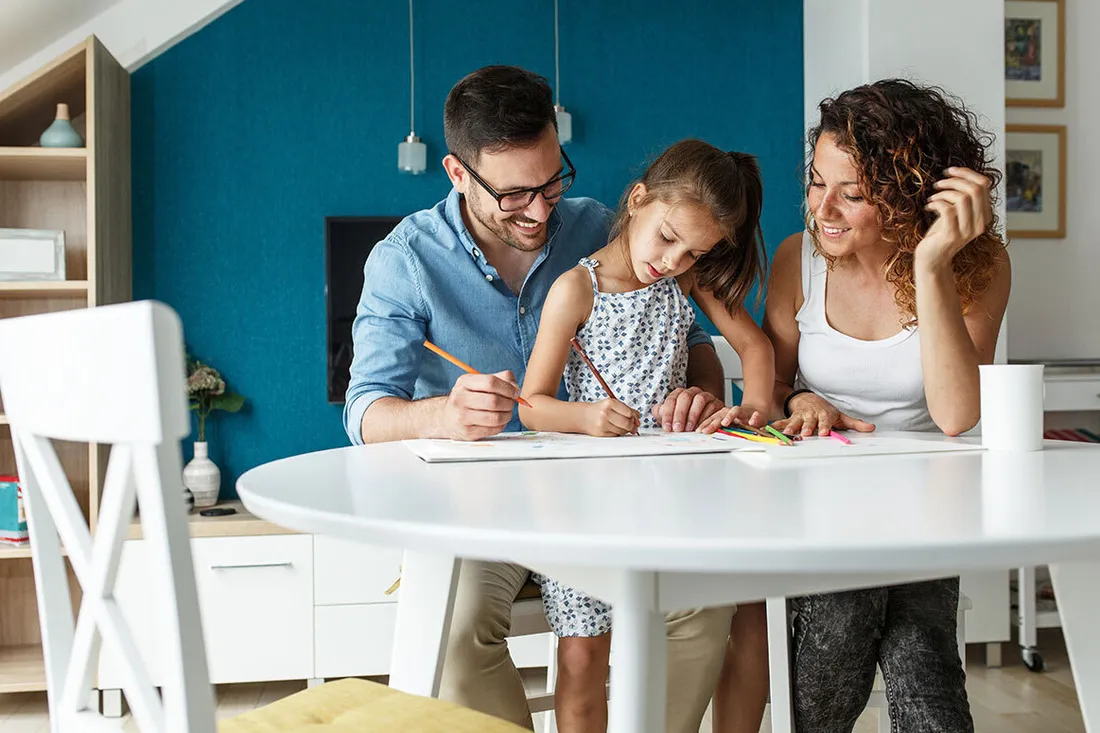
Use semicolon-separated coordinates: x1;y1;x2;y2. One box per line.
343;65;733;732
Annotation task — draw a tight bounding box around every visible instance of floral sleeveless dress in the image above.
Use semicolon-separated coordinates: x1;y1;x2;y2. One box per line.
533;257;695;637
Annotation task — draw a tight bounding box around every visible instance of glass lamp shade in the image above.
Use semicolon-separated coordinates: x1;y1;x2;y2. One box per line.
398;134;427;174
555;105;573;144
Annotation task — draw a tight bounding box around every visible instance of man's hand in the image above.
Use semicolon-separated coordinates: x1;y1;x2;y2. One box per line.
439;370;520;441
650;386;725;432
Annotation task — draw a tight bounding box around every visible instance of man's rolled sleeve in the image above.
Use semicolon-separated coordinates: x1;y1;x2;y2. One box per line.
685;318;715;350
342;237;429;445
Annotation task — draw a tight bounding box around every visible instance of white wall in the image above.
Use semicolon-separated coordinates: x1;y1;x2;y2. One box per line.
0;0;244;92
1004;0;1099;360
804;0;1008;363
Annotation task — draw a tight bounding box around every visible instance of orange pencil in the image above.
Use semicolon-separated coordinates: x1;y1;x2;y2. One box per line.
570;337;616;400
422;340;533;409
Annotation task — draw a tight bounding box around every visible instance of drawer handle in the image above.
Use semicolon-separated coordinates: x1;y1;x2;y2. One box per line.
210;562;293;570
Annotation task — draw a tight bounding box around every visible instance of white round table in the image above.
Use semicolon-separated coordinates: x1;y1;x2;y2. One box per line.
237;432;1100;733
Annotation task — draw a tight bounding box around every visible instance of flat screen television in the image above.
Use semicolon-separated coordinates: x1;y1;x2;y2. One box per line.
325;216;403;403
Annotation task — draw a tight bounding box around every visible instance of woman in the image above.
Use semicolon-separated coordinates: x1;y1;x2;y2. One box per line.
715;79;1010;733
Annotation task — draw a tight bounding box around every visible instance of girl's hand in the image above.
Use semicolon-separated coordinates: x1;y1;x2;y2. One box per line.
650;386;725;432
916;167;993;269
696;404;768;434
772;391;875;437
583;398;641;437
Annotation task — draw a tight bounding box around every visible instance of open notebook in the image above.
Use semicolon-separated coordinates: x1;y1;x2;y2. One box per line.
402;429;985;463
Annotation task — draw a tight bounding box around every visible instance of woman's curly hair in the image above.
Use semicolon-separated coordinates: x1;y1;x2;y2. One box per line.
806;79;1006;323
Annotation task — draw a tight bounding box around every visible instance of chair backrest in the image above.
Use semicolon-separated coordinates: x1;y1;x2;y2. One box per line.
0;301;215;733
711;336;744;404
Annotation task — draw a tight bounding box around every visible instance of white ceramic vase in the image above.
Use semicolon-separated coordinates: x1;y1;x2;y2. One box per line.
183;441;220;508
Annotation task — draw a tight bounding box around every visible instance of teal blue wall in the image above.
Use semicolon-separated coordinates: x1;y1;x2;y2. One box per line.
132;0;805;496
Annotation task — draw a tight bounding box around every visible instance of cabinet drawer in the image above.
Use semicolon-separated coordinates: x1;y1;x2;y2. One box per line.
1045;378;1100;412
98;535;314;687
194;535;314;683
315;604;397;678
314;534;404;605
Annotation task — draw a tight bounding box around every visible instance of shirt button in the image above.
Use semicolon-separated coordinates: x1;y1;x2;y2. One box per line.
473;248;481;258
520;306;527;315
486;274;494;282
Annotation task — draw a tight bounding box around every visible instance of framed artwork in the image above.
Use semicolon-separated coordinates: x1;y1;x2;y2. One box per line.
1005;124;1066;238
1005;0;1065;107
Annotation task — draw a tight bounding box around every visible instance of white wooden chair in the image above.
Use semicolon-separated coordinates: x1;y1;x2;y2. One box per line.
0;300;527;733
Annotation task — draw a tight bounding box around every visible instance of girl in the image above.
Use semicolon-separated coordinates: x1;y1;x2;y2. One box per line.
518;139;775;732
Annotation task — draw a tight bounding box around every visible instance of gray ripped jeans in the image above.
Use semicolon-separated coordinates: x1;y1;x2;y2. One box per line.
791;578;973;733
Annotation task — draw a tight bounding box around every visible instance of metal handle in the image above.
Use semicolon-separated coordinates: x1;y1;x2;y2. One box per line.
210;562;293;570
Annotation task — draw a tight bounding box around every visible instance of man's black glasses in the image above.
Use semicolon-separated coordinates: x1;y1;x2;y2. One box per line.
454;147;576;212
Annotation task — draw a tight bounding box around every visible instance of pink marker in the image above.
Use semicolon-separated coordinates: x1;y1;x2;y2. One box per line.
828;430;852;445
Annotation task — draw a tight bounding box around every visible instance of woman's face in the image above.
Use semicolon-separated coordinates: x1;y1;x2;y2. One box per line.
807;133;884;257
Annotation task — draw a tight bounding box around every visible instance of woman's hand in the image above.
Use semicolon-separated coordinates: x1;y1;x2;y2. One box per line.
696;404;768;434
916;167;993;269
773;391;875;437
583;398;640;437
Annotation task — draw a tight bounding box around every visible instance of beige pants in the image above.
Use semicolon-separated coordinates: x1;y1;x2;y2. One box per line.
438;560;735;732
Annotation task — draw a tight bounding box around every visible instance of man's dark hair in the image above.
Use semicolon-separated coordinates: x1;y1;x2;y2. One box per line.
444;65;556;164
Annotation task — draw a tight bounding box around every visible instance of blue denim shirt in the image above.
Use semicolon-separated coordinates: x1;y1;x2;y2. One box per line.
342;189;714;444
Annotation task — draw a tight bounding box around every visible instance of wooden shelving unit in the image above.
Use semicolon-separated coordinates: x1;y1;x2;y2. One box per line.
0;644;46;693
0;35;131;695
0;147;87;180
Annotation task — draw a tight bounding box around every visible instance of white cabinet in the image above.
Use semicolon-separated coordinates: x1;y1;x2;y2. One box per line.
1044;373;1100;412
193;536;314;682
99;529;552;700
98;535;314;688
315;604;398;678
313;535;403;605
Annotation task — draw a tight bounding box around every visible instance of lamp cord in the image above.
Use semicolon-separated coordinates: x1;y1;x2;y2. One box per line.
554;0;560;105
409;0;416;135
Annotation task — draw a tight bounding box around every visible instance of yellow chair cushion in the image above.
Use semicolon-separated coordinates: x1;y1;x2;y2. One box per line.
218;678;529;733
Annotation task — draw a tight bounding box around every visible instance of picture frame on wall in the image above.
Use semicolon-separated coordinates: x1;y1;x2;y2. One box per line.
1005;0;1065;107
1005;124;1066;238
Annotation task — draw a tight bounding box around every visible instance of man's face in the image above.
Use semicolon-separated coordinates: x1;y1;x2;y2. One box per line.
450;125;565;253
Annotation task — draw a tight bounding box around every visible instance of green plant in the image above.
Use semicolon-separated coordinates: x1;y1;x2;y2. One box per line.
186;353;245;442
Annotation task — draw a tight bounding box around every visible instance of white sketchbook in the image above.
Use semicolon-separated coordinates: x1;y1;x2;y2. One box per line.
403;429;984;463
403;429;736;463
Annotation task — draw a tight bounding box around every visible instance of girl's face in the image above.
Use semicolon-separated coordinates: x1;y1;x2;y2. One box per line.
625;185;725;284
807;133;884;257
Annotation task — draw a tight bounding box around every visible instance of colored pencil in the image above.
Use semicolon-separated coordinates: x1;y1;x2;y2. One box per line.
764;424;795;445
570;337;617;400
828;429;852;445
423;340;534;409
718;428;784;446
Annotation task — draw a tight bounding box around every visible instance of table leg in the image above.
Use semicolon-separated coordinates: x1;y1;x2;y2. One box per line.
609;570;666;733
1049;561;1100;730
387;551;460;697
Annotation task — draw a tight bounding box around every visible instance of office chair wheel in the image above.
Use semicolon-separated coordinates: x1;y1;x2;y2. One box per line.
1022;647;1044;673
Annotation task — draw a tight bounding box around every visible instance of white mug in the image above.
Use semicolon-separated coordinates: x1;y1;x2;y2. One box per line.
978;364;1045;451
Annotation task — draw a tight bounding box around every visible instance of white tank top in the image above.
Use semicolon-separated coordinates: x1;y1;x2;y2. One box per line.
794;232;936;432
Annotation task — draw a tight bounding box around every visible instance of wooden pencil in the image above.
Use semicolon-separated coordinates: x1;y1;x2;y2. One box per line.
423;340;534;409
570;337;617;400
